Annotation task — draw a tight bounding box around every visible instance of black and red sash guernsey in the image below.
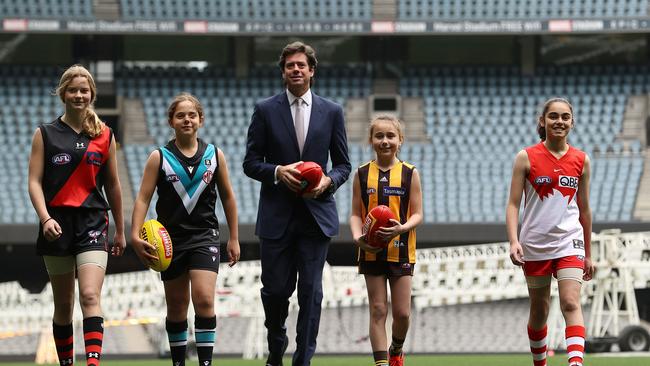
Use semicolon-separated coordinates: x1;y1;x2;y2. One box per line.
41;117;112;209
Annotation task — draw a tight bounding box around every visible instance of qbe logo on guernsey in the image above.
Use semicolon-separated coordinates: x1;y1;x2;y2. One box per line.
558;175;579;189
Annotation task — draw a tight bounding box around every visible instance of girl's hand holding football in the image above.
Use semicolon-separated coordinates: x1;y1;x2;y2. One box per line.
375;219;402;241
130;236;158;266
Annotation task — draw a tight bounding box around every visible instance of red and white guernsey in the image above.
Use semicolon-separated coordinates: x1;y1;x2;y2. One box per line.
520;142;586;261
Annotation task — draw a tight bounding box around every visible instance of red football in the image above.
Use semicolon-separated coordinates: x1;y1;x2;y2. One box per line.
295;161;323;194
362;205;397;248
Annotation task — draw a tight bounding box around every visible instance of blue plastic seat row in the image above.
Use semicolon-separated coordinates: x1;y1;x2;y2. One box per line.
0;0;93;20
397;0;649;20
120;0;372;21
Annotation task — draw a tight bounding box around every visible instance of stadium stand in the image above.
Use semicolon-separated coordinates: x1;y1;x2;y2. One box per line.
0;65;60;224
119;0;373;21
399;65;650;223
1;0;646;22
0;64;646;224
116;64;372;224
0;0;94;20
397;0;650;20
121;64;648;224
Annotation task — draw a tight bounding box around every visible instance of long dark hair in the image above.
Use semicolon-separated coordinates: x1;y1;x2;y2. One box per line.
537;97;573;141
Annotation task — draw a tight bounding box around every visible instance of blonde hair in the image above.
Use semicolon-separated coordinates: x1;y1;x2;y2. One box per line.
167;93;205;123
368;114;404;144
56;65;104;138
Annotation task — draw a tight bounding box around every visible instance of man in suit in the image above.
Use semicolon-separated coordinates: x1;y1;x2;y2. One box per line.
243;41;351;366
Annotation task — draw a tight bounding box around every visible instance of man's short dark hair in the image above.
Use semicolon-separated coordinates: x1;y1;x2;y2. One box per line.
278;41;318;70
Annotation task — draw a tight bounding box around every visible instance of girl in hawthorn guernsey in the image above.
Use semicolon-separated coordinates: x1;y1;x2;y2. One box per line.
350;115;423;366
506;97;595;366
28;65;126;366
131;93;240;366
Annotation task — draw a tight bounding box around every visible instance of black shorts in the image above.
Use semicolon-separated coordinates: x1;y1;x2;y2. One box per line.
37;207;109;256
161;245;221;281
358;261;415;277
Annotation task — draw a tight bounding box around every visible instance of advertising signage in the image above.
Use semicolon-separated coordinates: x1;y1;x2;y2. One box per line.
2;18;650;35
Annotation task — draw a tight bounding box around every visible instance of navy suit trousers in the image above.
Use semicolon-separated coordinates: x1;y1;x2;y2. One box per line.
260;200;330;366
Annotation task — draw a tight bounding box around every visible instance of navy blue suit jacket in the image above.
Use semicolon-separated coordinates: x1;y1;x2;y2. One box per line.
243;91;351;240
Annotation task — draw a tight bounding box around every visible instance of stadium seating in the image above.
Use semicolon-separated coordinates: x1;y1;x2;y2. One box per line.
397;0;650;20
0;64;646;224
2;0;647;22
398;65;649;222
119;0;372;21
121;64;650;224
0;66;61;224
116;64;371;224
0;0;94;20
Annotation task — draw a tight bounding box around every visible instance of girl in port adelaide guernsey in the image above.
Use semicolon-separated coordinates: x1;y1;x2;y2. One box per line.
350;115;423;366
506;97;595;366
27;64;126;366
131;93;240;366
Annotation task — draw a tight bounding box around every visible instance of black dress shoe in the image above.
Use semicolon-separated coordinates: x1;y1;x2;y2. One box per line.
265;335;289;366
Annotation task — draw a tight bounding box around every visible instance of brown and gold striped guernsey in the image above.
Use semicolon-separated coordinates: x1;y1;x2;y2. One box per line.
357;160;416;264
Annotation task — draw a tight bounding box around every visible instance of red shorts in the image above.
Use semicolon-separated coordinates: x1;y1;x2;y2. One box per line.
523;255;584;277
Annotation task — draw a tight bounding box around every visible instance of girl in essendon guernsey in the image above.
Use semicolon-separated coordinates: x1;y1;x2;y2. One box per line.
506;98;595;366
350;115;423;366
28;65;126;366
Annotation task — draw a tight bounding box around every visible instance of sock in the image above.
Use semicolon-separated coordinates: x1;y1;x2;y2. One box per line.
53;322;74;366
528;325;547;366
389;336;405;356
194;315;216;366
566;325;585;366
83;316;103;366
372;350;388;366
166;319;188;366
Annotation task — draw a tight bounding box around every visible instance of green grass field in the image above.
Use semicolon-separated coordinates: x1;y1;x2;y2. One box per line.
1;354;649;366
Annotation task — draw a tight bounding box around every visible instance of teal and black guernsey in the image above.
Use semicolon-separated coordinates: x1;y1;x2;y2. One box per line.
156;139;220;250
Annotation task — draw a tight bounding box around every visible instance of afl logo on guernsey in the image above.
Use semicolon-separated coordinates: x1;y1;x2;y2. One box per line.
166;174;180;182
52;153;71;165
559;175;579;189
534;176;552;185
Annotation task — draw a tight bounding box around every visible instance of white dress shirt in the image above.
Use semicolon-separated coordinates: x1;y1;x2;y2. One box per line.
274;89;313;183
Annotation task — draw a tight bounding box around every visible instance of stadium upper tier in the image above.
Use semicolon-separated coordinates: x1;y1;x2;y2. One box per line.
1;0;647;21
0;64;646;224
400;65;648;223
0;0;94;20
117;64;647;224
397;0;650;20
120;0;372;21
